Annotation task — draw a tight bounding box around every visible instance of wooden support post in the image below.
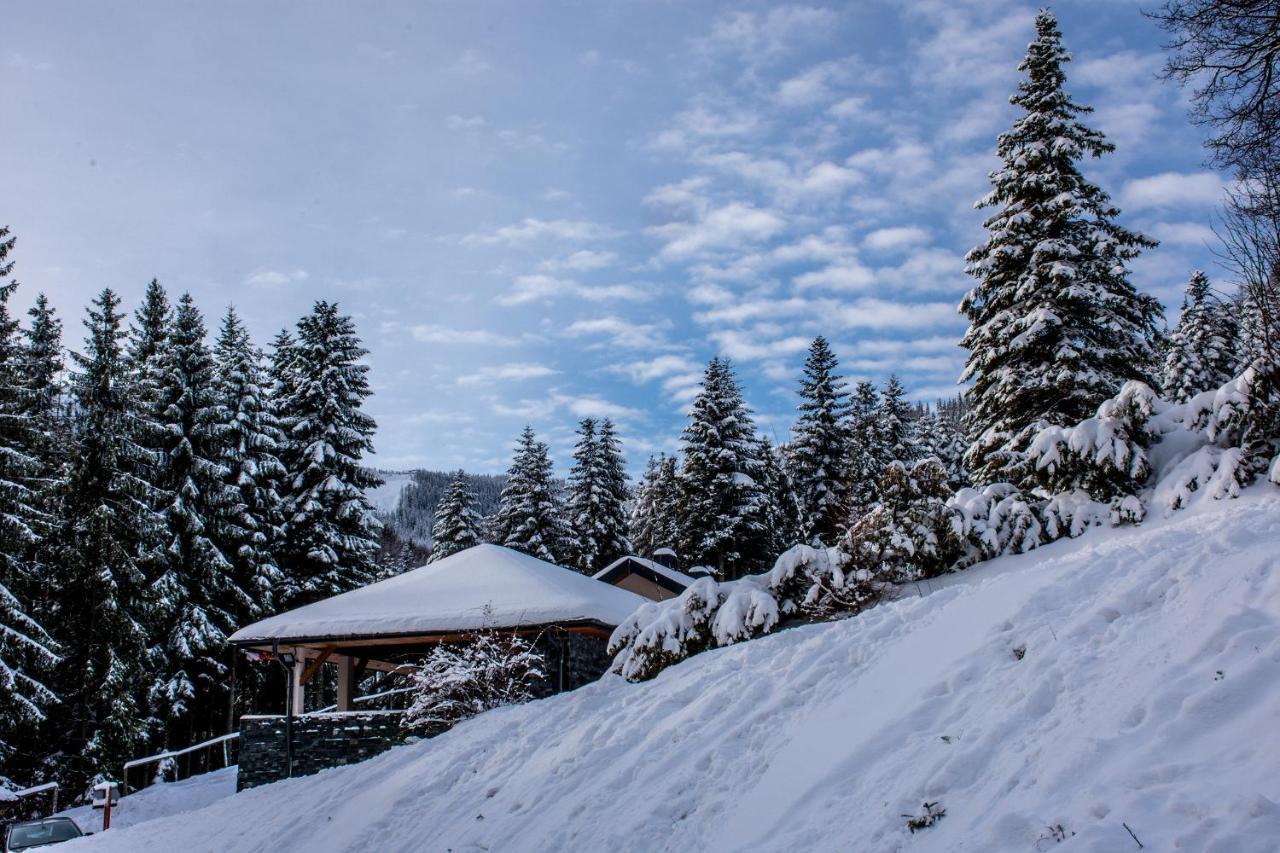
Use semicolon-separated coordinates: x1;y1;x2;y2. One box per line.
299;646;335;685
336;655;355;712
290;649;306;716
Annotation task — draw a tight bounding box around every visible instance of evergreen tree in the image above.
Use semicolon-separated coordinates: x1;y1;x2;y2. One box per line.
566;418;630;574
1162;271;1238;401
676;358;768;579
757;436;803;559
212;307;285;622
911;406;970;491
147;294;243;747
879;374;915;464
961;10;1161;486
629;454;680;561
847;380;884;515
276;302;382;607
0;229;56;781
789;336;851;544
48;289;156;789
490;427;570;564
429;472;482;563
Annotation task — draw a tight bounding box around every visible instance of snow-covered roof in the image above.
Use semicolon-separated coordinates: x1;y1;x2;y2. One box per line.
593;556;697;588
229;545;646;644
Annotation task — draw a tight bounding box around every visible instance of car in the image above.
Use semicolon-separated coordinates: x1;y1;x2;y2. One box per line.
3;817;86;851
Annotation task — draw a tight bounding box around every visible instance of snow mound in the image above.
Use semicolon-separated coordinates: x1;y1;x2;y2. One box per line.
73;489;1280;852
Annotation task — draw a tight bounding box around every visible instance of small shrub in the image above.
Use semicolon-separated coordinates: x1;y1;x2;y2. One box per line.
903;801;946;833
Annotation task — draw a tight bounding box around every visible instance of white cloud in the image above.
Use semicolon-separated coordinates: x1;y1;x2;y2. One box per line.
711;329;811;361
610;354;699;383
699;5;838;58
775;60;851;106
794;261;875;292
564;316;669;349
244;268;309;287
450;49;492;76
863;225;930;253
1121;172;1228;210
457;362;558;386
1144;221;1215;247
409;324;520;346
496;274;650;306
462;218;621;246
649;202;786;260
445;114;486;130
539;249;618;272
834;298;958;330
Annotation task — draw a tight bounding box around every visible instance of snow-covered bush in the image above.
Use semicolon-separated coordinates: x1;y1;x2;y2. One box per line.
401;631;546;733
610;544;884;682
1025;381;1160;501
947;483;1043;567
843;459;960;583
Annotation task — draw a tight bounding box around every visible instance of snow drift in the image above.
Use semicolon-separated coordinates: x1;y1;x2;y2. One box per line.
70;489;1280;852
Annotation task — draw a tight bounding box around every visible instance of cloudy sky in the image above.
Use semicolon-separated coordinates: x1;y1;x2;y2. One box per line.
8;0;1228;474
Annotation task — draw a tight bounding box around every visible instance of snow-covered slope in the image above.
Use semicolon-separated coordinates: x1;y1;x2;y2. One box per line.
71;489;1280;852
363;470;415;516
60;768;236;834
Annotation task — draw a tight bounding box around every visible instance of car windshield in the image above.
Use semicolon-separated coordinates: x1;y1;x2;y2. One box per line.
7;819;81;850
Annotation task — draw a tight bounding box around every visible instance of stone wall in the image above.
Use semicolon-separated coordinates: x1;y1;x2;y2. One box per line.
237;711;407;791
532;630;612;698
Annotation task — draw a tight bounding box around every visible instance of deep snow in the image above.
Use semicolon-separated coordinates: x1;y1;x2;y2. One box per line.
59;768;236;834
71;489;1280;852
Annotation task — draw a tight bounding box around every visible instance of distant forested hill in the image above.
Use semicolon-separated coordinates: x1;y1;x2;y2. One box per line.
372;470;507;547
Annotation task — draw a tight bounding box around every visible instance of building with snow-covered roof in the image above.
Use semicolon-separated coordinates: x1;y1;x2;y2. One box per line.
593;555;697;601
230;544;645;714
228;545;648;789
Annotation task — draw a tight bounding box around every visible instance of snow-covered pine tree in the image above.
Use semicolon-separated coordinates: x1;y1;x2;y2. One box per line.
429;472;482;563
629;453;680;560
275;302;382;608
48;289;156;788
148;294;244;747
489;426;570;564
756;436;803;559
594;419;632;566
789;336;851;544
212;307;285;624
961;10;1161;487
1162;271;1238;402
676;357;768;580
847;380;884;515
0;230;56;783
566;418;631;574
879;374;916;465
911;405;970;491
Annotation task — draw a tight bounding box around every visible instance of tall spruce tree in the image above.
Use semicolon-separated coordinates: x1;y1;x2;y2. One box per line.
148;294;243;746
275;302;382;607
566;418;630;574
879;374;915;465
49;289;156;788
490;427;570;564
430;472;483;563
847;380;884;515
1161;271;1238;401
757;436;803;559
629;454;680;561
960;10;1161;485
677;358;768;579
212;308;285;621
789;336;851;544
0;230;56;782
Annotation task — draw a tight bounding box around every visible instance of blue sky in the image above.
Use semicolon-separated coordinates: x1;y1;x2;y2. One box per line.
8;0;1229;474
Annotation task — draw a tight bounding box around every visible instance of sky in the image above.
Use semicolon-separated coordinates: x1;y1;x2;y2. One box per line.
7;0;1230;474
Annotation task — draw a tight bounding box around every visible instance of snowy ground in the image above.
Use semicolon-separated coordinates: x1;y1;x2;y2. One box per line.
67;488;1280;852
59;768;236;835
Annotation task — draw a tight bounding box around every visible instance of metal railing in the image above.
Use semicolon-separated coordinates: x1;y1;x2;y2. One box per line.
121;732;241;795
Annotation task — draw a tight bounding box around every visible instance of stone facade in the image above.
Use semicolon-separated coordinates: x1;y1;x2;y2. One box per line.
531;630;613;698
237;711;407;791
